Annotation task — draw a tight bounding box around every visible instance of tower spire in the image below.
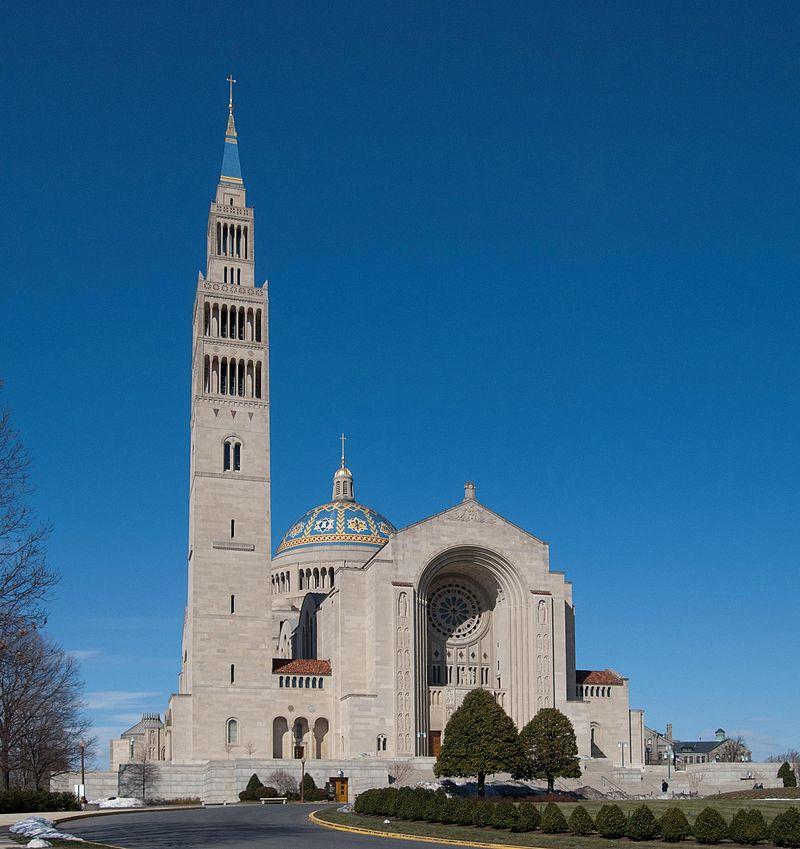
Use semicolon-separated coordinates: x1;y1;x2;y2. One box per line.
220;74;242;185
332;433;355;502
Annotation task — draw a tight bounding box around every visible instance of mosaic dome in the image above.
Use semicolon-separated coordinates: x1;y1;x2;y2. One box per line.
276;500;396;554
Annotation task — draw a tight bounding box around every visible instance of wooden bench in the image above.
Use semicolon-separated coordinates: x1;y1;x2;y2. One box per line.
260;797;288;805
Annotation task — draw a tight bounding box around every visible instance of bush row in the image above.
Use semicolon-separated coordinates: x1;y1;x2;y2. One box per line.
238;771;328;802
353;788;800;846
0;790;81;813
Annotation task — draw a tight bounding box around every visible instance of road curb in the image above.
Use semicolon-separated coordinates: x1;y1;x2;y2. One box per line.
308;810;549;849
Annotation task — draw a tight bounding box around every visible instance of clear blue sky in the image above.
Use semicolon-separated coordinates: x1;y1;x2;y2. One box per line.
2;0;799;766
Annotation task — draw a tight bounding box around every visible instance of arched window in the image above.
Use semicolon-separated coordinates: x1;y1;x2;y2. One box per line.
223;441;231;471
204;303;210;335
203;356;210;393
233;442;241;471
226;718;238;745
255;362;262;398
221;306;228;338
255;310;262;342
279;676;284;687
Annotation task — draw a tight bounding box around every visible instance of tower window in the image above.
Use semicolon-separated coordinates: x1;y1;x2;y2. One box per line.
230;664;235;684
230;519;235;539
233;443;241;471
223;442;231;471
226;718;238;744
230;594;235;614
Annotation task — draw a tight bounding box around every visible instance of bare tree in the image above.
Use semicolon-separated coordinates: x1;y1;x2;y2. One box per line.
0;389;58;632
245;741;257;758
0;629;89;789
388;760;415;785
120;748;160;801
687;770;706;795
716;736;749;763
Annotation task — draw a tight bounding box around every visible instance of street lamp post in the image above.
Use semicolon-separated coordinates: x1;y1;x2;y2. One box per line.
618;741;628;768
666;745;672;780
79;740;87;806
300;752;307;803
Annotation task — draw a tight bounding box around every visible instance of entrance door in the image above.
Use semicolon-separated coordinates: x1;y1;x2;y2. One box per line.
429;731;442;757
329;777;348;803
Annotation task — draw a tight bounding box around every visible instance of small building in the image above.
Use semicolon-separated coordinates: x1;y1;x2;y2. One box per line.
674;728;751;764
110;713;167;771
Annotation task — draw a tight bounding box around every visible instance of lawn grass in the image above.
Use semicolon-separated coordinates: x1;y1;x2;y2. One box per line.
315;796;800;849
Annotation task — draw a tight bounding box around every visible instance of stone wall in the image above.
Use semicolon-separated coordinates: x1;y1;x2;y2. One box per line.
54;759;389;804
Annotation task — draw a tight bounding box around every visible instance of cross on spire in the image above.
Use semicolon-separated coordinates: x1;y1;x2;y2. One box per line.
340;432;347;468
227;74;236;111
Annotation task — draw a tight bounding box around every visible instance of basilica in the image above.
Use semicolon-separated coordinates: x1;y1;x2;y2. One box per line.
109;90;645;782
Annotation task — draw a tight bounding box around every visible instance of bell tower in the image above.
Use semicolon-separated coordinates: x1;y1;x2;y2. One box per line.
167;78;272;762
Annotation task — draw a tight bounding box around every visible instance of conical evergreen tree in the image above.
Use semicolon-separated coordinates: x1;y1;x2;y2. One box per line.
518;707;581;792
433;688;527;796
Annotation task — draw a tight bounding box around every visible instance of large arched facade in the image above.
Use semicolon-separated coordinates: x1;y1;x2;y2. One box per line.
413;545;532;755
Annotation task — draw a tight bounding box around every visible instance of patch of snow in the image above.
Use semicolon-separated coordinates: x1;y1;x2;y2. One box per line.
383;819;391;824
27;839;52;848
10;817;84;843
89;796;144;808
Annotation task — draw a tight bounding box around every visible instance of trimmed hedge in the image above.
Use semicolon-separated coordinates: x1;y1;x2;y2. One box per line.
516;802;541;832
597;804;628;839
0;790;81;813
491;801;519;830
661;807;692;842
570;805;596;835
541;801;568;833
693;808;729;845
627;805;660;841
771;808;800;848
730;809;768;845
352;789;798;848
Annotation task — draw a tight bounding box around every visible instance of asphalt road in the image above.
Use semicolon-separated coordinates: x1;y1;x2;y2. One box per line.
66;804;458;849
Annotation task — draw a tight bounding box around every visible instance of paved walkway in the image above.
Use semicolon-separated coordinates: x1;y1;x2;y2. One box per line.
61;804;461;849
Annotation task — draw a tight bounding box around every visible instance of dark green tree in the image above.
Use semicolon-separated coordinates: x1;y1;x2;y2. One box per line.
693;808;729;845
518;707;581;792
778;762;797;788
433;688;527;797
729;809;768;845
245;773;262;791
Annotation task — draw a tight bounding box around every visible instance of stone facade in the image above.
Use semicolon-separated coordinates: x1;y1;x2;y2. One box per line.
106;91;647;800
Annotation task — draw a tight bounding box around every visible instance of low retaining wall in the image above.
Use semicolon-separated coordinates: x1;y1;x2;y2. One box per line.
53;759;390;804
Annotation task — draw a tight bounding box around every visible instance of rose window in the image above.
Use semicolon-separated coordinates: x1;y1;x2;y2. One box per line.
428;583;482;641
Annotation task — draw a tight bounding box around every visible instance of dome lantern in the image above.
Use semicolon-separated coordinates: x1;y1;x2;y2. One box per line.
332;433;355;502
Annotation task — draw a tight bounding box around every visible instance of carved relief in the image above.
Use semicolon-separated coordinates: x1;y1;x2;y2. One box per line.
445;502;497;524
395;589;413;754
534;595;553;708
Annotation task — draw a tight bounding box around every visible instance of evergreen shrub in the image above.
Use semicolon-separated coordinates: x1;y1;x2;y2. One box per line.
472;800;494;828
660;807;692;842
540;802;568;833
627;805;659;841
729;809;768;845
515;802;541;832
771;808;800;848
596;804;627;839
569;805;595;835
0;790;81;813
490;800;519;830
693;808;729;845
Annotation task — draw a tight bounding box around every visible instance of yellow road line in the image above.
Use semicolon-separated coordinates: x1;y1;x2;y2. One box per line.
308;810;550;849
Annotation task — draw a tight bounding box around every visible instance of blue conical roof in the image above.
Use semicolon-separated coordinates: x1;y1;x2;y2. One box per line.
220;111;242;185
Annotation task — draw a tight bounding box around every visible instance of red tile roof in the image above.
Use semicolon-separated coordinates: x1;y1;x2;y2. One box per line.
576;669;624;685
272;658;332;675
